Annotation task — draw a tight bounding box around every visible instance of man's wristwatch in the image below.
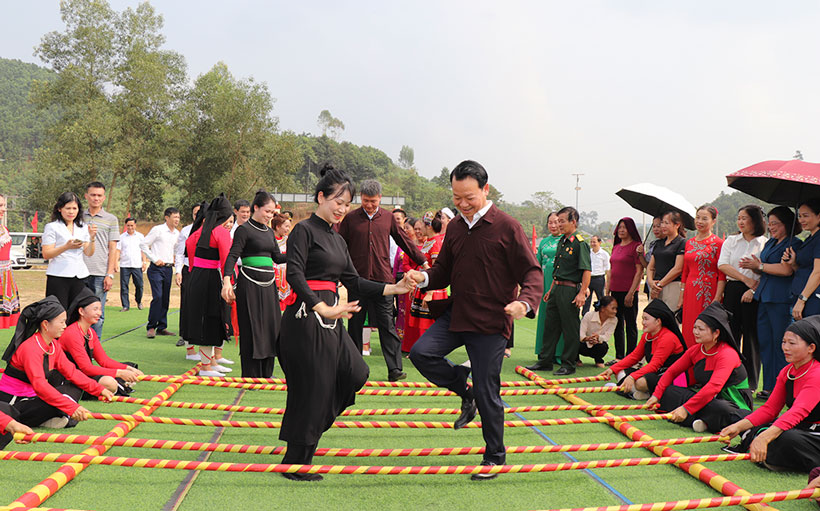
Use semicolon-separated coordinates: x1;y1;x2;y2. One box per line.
106;274;115;279
799;294;809;302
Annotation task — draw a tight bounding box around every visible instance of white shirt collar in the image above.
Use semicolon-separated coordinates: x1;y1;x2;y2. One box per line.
461;201;493;229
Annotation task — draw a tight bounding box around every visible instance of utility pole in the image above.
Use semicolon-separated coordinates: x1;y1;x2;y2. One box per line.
571;173;584;211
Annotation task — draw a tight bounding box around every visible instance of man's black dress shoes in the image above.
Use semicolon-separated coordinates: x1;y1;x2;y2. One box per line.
454;396;477;429
553;366;575;376
525;360;553;372
471;461;499;481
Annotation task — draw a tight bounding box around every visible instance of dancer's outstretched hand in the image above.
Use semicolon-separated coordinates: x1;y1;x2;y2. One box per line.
315;301;361;320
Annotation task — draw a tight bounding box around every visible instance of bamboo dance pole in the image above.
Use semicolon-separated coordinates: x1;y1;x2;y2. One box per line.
15;432;724;458
110;396;652;416
0;450;753;475
87;412;672;429
543;488;820;511
139;373;608;386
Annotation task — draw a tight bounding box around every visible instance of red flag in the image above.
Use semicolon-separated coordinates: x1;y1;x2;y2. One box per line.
532;225;537;253
30;211;38;233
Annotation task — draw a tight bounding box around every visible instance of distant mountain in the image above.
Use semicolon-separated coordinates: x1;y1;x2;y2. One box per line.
0;58;58;160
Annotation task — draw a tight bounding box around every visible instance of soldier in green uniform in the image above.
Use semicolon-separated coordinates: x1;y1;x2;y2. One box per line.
527;206;591;375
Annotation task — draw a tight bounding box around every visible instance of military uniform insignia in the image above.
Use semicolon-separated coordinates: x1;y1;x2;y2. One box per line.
576;234;585;242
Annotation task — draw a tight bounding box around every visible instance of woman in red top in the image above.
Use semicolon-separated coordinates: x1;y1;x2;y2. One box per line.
646;302;753;433
679;205;725;347
407;212;447;345
600;299;686;399
396;217;417;349
0;297;113;429
400;218;427;353
61;288;143;395
0;402;33;448
184;195;235;377
720;316;820;472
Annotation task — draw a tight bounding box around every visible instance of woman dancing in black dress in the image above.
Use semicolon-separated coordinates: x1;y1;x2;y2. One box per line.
222;190;287;377
278;165;415;481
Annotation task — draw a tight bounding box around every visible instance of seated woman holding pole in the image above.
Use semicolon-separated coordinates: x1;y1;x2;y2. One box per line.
720;316;820;473
61;288;143;396
646;302;753;433
599;299;686;400
0;297;113;429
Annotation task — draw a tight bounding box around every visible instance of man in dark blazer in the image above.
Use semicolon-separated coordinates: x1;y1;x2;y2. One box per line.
338;179;426;381
407;160;542;480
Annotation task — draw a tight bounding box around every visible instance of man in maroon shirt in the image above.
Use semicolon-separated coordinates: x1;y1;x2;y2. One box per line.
338;179;426;381
407;160;542;479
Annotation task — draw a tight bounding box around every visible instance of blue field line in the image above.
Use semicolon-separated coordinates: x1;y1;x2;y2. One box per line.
501;396;633;505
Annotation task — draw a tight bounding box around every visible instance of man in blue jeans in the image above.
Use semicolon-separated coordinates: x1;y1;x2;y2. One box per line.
82;182;120;338
140;208;180;338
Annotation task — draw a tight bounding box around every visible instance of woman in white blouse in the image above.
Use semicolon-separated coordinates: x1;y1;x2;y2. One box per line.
578;296;618;367
42;192;97;308
717;205;767;392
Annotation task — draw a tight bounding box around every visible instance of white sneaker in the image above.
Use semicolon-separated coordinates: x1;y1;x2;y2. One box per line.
632;390;651;400
40;416;69;428
604;382;617;388
186;353;201;361
692;419;708;433
216;357;234;365
198;370;223;377
213;364;233;373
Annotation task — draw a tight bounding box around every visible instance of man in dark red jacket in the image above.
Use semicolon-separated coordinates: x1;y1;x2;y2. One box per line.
407;160;542;480
338;179;425;381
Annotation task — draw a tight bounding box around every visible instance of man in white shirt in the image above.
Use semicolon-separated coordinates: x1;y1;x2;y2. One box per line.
174;203;202;349
583;235;611;315
116;217;147;311
229;199;251;237
140;207;180;338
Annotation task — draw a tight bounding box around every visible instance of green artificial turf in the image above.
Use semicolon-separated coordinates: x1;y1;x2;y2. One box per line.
0;308;813;510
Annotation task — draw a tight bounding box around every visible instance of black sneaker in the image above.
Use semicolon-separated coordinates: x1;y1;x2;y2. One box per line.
471;460;499;481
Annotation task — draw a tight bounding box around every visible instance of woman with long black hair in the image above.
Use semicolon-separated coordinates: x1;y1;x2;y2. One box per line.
278;165;415;481
222;190;286;378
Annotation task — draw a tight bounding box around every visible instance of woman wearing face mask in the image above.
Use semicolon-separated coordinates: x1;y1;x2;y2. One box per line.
720;317;820;473
607;217;643;364
0;297;113;429
601;299;686;400
277;164;415;481
784;198;820;321
577;296;617;367
680;205;725;347
646;302;753;433
647;211;686;313
740;206;800;398
718;205;767;392
185;195;235;377
222;190;287;378
61;288;143;395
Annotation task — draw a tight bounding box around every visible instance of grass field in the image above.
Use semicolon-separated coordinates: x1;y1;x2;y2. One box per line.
0;299;814;510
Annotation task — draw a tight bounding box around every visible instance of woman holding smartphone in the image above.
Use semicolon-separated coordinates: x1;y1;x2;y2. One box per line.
42;192;96;309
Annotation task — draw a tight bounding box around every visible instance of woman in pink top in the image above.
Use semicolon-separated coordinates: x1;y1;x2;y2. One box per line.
61;288;143;395
607;217;644;362
720;317;820;472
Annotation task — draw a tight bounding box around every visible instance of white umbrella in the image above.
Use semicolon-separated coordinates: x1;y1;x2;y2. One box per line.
616;183;697;230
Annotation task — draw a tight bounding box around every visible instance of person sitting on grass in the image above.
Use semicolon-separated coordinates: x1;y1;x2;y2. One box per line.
0;297;114;429
577;296;617;368
646;302;753;433
61;288;143;396
0;402;33;448
719;316;820;473
599;299;686;400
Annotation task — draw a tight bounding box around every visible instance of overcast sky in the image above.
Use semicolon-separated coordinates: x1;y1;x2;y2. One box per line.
3;1;819;222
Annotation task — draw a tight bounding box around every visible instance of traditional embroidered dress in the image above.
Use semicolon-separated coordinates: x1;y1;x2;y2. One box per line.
681;234;724;347
0;227;20;329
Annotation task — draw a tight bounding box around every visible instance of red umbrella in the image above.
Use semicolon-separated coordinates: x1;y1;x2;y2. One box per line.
726;159;820;205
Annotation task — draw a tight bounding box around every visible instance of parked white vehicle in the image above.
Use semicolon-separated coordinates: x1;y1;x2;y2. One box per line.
9;232;46;269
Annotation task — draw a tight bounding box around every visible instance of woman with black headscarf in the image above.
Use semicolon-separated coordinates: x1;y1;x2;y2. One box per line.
719;316;820;472
600;299;686;400
0;296;113;429
61;288;143;395
646;302;753;433
184;195;235;377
